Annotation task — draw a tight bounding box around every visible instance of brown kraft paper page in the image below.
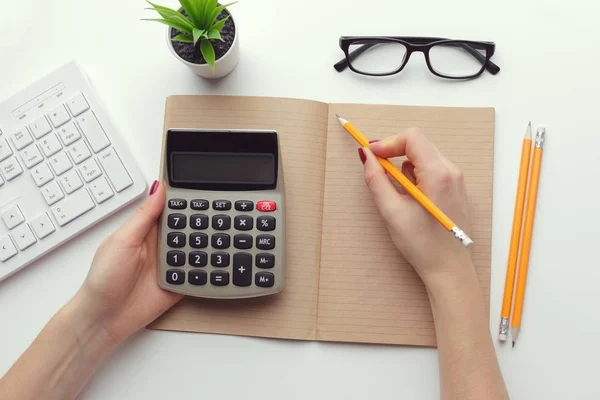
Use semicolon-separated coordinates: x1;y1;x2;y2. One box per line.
149;96;329;340
317;103;494;347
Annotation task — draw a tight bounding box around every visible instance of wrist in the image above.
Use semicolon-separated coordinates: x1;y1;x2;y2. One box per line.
421;258;481;300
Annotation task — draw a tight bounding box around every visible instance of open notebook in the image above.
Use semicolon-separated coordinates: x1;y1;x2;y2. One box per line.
148;96;494;347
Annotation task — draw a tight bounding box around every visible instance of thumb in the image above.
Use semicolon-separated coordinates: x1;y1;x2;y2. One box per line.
361;148;406;220
115;181;166;246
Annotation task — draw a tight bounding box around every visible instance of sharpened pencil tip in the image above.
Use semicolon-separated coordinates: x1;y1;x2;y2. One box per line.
512;341;515;348
525;122;532;139
335;114;341;119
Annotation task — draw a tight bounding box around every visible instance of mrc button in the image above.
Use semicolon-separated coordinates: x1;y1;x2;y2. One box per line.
256;201;276;212
256;234;275;250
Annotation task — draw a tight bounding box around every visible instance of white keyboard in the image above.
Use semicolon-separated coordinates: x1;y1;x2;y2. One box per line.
0;61;146;281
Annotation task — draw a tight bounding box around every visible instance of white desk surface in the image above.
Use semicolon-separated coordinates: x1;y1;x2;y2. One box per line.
1;0;600;398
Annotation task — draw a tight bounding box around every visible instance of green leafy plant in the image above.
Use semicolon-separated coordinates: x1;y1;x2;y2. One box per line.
144;0;236;70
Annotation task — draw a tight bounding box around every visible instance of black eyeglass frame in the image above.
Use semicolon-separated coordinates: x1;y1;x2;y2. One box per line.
335;36;500;79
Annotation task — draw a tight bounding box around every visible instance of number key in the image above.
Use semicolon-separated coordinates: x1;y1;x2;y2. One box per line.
168;213;186;229
167;251;185;266
167;232;186;248
190;214;209;230
166;269;185;285
212;214;231;230
211;252;230;267
212;233;230;249
190;233;208;248
189;251;208;267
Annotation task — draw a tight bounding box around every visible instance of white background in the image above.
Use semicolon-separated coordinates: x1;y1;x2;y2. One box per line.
1;0;600;399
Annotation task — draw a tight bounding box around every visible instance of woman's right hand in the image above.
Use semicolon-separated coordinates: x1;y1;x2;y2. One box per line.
359;128;474;286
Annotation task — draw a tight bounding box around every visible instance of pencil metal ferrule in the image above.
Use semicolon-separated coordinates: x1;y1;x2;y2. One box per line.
499;318;509;336
535;127;546;148
451;226;473;248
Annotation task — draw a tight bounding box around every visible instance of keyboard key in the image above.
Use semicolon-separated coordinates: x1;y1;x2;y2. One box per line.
30;213;55;239
1;205;25;230
233;252;252;287
77;112;110;152
29;115;52;139
40;134;62;157
234;234;253;249
59;169;84;195
11;127;33;150
168;213;186;229
167;250;185;267
257;216;276;232
188;270;207;286
0;174;3;187
256;253;275;269
191;199;209;210
212;214;231;230
0;236;18;262
97;148;132;192
212;200;231;211
166;269;185;285
68;141;91;164
31;163;54;187
211;234;230;249
41;181;65;206
89;176;114;204
66;93;90;117
57;122;81;146
168;199;187;209
21;144;43;168
48;104;71;128
189;251;208;267
211;271;229;286
235;200;254;212
167;232;186;248
49;152;72;176
0;138;13;161
12;224;37;250
190;214;209;230
256;234;275;250
51;189;95;227
255;272;275;288
211;252;230;267
0;156;23;181
257;201;277;212
189;233;208;248
79;158;102;183
234;215;253;231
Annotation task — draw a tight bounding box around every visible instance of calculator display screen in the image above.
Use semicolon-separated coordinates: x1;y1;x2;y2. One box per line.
171;152;275;185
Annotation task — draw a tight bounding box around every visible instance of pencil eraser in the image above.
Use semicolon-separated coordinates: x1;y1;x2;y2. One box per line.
499;333;508;342
462;237;474;248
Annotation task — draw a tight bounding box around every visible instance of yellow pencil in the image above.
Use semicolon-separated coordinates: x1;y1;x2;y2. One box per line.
336;114;473;248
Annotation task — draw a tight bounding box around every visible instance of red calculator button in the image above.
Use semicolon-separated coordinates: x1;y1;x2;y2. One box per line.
257;201;277;212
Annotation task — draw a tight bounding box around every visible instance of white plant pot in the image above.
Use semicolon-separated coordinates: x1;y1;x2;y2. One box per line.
166;12;240;79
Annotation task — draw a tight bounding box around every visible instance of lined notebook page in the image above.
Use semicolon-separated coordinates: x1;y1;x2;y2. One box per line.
317;103;494;347
149;96;329;340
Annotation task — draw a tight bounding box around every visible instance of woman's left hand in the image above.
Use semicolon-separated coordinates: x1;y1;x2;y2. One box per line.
75;181;183;344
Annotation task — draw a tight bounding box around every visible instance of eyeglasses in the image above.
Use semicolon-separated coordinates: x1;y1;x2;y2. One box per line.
334;36;500;79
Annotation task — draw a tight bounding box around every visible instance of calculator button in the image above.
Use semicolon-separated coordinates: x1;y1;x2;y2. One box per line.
256;253;275;269
256;201;277;212
233;253;253;287
212;214;231;230
167;250;185;266
167;232;186;248
168;199;187;209
256;234;276;250
166;269;185;285
235;200;254;212
211;234;230;249
189;251;208;267
189;270;207;286
257;216;276;231
189;233;209;249
255;272;275;288
190;214;209;230
234;215;253;231
168;213;186;229
191;199;209;210
211;252;230;267
234;234;253;249
211;271;229;286
213;200;231;211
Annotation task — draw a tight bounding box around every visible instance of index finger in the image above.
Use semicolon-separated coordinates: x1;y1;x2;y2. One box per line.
369;128;445;169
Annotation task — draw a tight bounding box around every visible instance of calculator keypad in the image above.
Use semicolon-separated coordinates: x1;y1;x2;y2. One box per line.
234;234;253;249
234;215;253;231
235;200;254;212
190;214;209;230
189;251;208;267
167;250;185;266
233;252;252;287
213;200;231;210
168;214;186;229
189;233;208;248
211;251;230;267
167;232;186;248
257;216;275;231
191;199;209;210
256;234;275;250
212;233;230;249
212;214;231;230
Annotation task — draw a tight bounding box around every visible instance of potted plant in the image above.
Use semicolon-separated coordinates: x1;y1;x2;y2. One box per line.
144;0;239;79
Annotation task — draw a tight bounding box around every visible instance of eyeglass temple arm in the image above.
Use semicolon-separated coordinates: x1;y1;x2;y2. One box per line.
334;42;500;75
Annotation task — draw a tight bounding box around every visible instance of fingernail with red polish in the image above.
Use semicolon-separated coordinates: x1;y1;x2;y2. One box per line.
369;140;380;144
149;180;159;195
358;148;367;164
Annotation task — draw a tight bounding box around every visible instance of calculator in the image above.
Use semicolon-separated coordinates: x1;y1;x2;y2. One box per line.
157;129;285;298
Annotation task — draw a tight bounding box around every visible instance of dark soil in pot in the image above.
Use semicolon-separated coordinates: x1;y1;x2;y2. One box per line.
170;9;235;65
